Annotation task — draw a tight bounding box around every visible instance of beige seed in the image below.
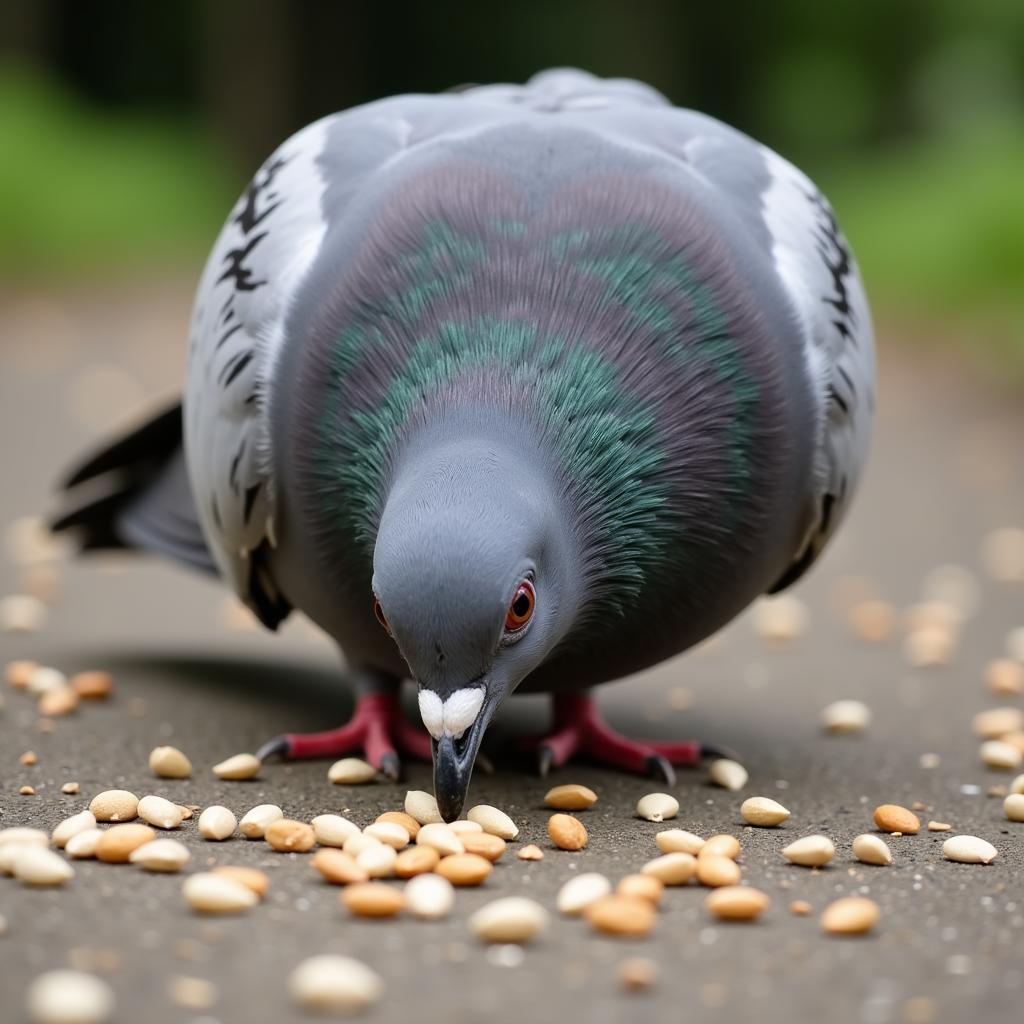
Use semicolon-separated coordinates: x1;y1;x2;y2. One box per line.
52;809;97;849
1012;773;1024;795
516;844;544;861
980;739;1023;771
548;813;588;850
89;789;139;823
435;852;493;886
821;896;879;935
635;792;679;822
356;842;398;878
327;757;377;785
460;832;506;862
585;896;657;937
70;671;113;700
790;900;812;916
820;699;871;734
544;783;598;810
643;852;697;885
212;866;269;897
1;841;43;875
6;658;38;689
0;826;48;848
469;897;549;943
149;746;192;779
701;834;742;860
288;955;382;1015
65;829;103;860
741;796;790;827
986;658;1024;696
343;833;381;857
265;819;315;853
0;593;46;633
617;874;664;905
61;782;80;795
697;854;742;887
96;824;155;863
130;838;190;872
342;882;404;918
198;805;236;841
212;753;260;780
376;811;421;838
848;598;895;643
28;666;66;695
781;835;835;867
903;625;956;667
20;785;38;797
183;872;258;913
1004;731;1024;754
467;804;519;840
313;848;368;886
14;847;74;886
927;821;951;832
404;790;443;825
705;885;770;921
240;804;285;840
26;970;114;1024
404;872;455;920
138;795;184;830
20;750;37;765
873;804;920;834
943;835;998;864
618;958;658;992
972;706;1024;738
38;686;79;717
168;976;217;1011
1003;793;1024;822
394;845;440;878
656;829;705;855
363;821;410;849
557;872;612;914
416;822;464;856
709;759;748;791
852;834;892;866
752;594;808;644
449;819;484;835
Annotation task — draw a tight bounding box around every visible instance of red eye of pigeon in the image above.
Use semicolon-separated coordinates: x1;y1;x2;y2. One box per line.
373;598;391;634
505;580;535;632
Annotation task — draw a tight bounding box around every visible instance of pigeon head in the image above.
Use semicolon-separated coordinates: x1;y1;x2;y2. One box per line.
371;420;581;820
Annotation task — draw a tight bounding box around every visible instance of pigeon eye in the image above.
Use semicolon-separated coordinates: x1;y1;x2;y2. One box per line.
373;598;391;635
505;580;535;632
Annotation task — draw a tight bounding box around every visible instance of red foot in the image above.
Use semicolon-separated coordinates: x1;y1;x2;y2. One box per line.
533;693;712;784
257;693;432;780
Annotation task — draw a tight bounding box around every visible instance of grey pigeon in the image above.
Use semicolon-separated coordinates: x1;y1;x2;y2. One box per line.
55;69;875;820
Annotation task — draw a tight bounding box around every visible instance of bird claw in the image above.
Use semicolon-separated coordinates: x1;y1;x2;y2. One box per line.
254;735;291;762
537;745;556;778
646;753;677;786
379;751;402;782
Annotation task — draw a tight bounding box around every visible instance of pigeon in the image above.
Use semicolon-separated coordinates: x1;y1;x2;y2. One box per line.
54;69;875;821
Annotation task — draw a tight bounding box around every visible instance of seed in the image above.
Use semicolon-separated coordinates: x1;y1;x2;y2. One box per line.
52;810;97;849
405;873;455;920
790;900;812;916
130;839;190;872
852;834;892;865
972;706;1024;738
585;896;657;937
0;593;46;633
241;804;285;839
89;790;139;822
980;739;1023;770
0;826;48;849
28;666;65;695
405;790;443;825
1004;794;1024;821
1004;731;1024;754
6;659;38;688
781;835;835;867
1;841;42;875
741;796;790;827
873;804;920;834
168;976;217;1011
517;844;544;861
753;594;808;644
394;845;440;878
356;843;398;878
327;757;376;784
20;750;37;765
14;847;75;886
1013;773;1024;795
467;804;519;840
96;824;156;863
26;970;114;1024
927;821;951;832
904;625;956;667
416;823;464;856
617;874;664;905
212;753;260;780
548;813;588;850
313;848;368;886
342;882;404;918
149;746;192;779
656;829;705;855
66;830;103;859
821;700;871;734
697;854;742;887
618;958;658;992
701;834;742;860
705;885;770;921
557;872;612;914
472;897;551;945
138;795;184;830
288;955;382;1015
449;819;483;835
642;852;697;885
183;872;258;913
544;783;598;810
39;686;78;717
212;866;269;897
458;833;505;862
198;806;236;841
61;782;80;795
821;896;879;935
848;599;896;642
265;819;315;853
635;792;679;822
986;658;1024;696
344;833;381;857
19;785;36;796
435;852;493;886
70;671;113;700
363;822;410;849
709;759;748;791
942;835;998;864
376;810;421;838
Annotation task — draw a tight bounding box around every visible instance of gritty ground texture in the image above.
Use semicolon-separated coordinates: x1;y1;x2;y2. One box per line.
1;282;1023;1024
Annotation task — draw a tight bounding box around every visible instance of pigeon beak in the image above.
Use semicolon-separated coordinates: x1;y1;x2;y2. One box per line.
431;699;495;822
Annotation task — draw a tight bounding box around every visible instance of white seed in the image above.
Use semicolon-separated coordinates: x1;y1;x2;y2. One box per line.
404;872;455;920
65;830;102;860
51;810;96;849
356;843;397;878
14;846;74;886
198;805;237;841
288;955;382;1015
903;625;956;667
636;793;679;822
212;753;260;780
129;838;191;872
88;789;139;822
342;833;380;857
740;796;790;827
239;804;284;839
149;745;192;779
980;739;1023;771
26;969;114;1024
709;759;748;791
449;819;483;835
0;594;47;633
28;666;66;695
642;852;698;885
943;835;998;864
363;822;410;849
781;835;835;867
752;594;808;644
405;789;444;825
138;795;184;830
467;804;519;840
557;872;612;915
1012;773;1024;795
469;897;549;943
1004;793;1024;822
973;707;1024;738
820;699;871;734
0;826;48;848
310;813;359;846
655;829;705;855
183;872;258;913
1;841;40;875
327;757;377;784
852;833;892;866
416;823;464;856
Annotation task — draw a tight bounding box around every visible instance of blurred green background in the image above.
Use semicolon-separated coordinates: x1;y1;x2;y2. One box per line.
1;0;1022;357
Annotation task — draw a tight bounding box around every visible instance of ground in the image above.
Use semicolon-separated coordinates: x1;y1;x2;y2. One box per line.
1;282;1022;1024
